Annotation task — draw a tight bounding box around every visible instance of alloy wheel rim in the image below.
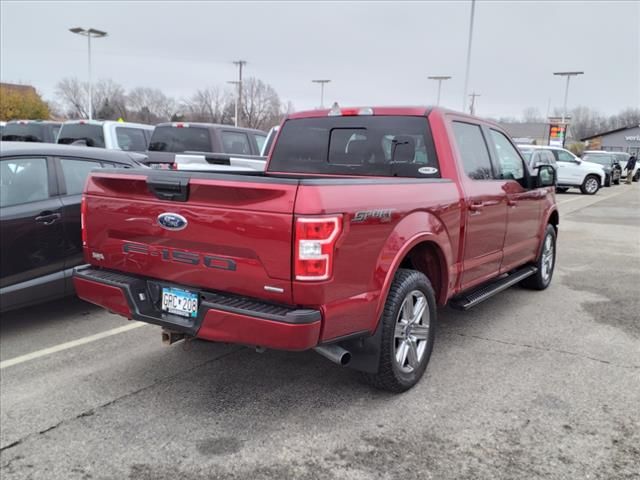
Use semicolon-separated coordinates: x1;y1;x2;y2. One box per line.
394;290;430;373
541;234;554;282
586;178;598;193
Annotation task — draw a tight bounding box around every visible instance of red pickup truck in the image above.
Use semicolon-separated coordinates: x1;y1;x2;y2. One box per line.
74;106;558;392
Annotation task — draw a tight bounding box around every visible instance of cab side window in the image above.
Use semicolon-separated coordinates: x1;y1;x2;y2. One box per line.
0;157;49;207
489;129;525;181
556;150;575;163
452;121;494;180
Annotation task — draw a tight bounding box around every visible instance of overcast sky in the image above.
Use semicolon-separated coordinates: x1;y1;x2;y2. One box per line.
1;1;638;118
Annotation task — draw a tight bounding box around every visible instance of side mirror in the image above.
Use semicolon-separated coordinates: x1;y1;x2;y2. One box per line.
536;165;556;188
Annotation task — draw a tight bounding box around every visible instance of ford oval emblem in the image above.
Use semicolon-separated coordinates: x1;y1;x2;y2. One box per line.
157;213;188;231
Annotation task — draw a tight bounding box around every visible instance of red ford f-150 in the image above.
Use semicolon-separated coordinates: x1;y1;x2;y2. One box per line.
74;106;558;392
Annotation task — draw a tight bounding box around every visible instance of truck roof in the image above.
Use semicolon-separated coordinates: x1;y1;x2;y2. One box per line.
62;119;154;129
154;122;266;135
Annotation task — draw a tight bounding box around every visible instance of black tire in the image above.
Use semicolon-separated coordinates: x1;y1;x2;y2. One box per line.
633;171;639;182
604;174;611;187
361;269;437;393
580;174;600;195
613;174;621;185
555;187;569;193
521;224;556;290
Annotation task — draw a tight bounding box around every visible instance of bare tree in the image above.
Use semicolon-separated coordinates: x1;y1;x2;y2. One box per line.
182;87;232;123
55;77;88;118
522;107;543;123
55;77;127;119
127;87;176;123
93;79;127;119
240;77;282;130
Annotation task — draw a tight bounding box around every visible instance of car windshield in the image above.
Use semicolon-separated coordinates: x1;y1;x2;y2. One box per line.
57;124;105;148
2;123;46;142
583;154;612;166
148;126;212;153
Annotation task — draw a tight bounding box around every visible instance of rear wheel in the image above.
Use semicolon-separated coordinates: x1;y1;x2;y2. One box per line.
361;269;436;393
521;224;556;290
580;175;600;195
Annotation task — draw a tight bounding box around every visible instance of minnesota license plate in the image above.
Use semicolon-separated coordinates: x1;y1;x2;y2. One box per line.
161;287;198;318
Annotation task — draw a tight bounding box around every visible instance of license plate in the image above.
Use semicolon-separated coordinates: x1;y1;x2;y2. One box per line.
161;287;198;318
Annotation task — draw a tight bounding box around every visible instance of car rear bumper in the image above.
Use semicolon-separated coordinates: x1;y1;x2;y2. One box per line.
73;267;321;351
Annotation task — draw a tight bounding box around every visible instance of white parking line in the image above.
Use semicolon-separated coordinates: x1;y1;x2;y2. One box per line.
0;322;147;370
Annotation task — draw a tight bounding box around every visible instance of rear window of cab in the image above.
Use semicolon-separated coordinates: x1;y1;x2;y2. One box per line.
268;116;439;178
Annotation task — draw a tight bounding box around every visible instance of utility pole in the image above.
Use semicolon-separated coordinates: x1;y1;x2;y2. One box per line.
428;75;452;106
553;71;584;124
468;92;480;115
69;27;108;120
462;0;476;112
233;60;247;127
227;80;240;127
311;80;331;108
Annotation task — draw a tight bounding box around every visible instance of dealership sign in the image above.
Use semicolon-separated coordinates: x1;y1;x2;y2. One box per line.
625;135;640;142
548;124;566;147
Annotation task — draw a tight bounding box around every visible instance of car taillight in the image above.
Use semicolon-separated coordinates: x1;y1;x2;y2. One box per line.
294;216;342;281
81;195;87;247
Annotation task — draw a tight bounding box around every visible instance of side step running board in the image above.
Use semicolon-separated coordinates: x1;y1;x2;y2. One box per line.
450;266;538;310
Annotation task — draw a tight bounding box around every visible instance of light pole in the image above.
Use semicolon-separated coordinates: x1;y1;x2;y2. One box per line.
311;80;331;108
233;60;246;127
462;0;476;112
428;76;452;106
227;80;240;127
468;92;481;115
69;27;107;120
553;71;584;124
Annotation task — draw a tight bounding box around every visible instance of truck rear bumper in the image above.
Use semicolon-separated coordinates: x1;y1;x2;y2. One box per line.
73;267;321;351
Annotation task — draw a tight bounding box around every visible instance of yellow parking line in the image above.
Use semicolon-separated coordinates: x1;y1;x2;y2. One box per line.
0;322;147;370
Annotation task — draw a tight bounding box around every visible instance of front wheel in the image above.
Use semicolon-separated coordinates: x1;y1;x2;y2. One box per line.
580;175;600;195
361;269;436;393
521;224;556;290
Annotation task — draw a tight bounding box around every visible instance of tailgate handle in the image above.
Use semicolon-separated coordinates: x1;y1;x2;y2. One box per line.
146;175;190;202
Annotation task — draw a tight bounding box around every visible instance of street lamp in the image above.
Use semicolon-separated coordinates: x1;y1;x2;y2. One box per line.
428;76;452;106
311;79;331;108
227;80;240;127
462;0;476;112
553;71;584;124
69;27;108;120
232;60;246;127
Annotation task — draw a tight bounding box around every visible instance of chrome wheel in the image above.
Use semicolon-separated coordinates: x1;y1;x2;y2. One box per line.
541;234;554;282
394;290;430;373
585;177;599;194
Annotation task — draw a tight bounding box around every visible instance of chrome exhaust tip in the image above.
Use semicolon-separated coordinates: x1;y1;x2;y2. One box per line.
313;344;352;366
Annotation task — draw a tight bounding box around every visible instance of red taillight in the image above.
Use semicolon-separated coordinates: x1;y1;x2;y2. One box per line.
294;216;342;281
81;195;88;247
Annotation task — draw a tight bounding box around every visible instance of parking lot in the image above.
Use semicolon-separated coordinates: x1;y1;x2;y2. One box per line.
0;185;638;480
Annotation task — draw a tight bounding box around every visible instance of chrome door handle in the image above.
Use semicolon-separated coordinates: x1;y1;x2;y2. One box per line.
35;212;61;225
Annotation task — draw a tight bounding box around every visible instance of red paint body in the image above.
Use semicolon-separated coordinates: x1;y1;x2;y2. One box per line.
74;107;557;351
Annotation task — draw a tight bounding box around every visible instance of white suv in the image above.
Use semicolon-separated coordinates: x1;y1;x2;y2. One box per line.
518;145;606;195
57;120;154;152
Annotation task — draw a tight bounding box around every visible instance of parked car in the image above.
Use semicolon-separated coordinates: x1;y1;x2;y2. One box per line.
610;152;639;182
518;145;605;195
260;125;280;157
581;151;622;186
57;120;154;151
0;121;6;136
74;106;558;393
146;122;267;167
2;120;62;143
0;142;145;312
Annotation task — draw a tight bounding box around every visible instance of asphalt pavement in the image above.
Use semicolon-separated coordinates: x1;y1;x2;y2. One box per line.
1;185;639;480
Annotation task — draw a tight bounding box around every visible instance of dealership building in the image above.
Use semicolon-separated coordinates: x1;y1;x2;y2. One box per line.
581;125;640;156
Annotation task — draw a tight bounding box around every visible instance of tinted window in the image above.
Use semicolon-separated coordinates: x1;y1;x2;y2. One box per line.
148;126;212;153
222;131;252;155
0;157;49;207
57;124;105;148
490;129;525;180
254;134;267;154
60;158;102;195
269;116;439;177
555;150;575;162
116;127;148;151
452;122;493;180
2;123;46;142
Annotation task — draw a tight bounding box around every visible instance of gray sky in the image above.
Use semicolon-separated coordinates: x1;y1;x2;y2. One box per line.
1;1;638;118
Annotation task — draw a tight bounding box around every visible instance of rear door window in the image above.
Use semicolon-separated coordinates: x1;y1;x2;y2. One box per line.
59;158;103;195
148;126;212;153
452;121;494;180
57;124;105;148
269;116;439;177
115;127;148;151
222;131;252;155
555;150;575;163
489;129;525;181
0;157;49;207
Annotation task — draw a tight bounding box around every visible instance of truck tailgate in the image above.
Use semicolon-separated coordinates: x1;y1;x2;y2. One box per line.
83;170;298;304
